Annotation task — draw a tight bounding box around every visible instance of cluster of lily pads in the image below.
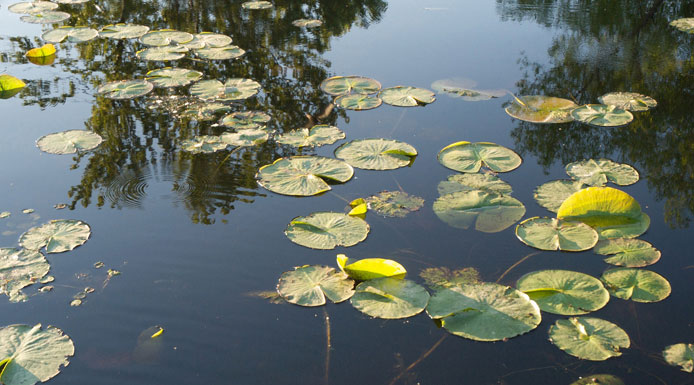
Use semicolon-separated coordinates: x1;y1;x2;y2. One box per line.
320;75;436;110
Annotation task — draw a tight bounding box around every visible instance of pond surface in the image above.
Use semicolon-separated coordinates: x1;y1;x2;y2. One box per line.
1;0;693;384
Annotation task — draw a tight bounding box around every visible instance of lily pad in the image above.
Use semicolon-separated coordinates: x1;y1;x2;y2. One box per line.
571;104;633;127
516;270;609;315
437;141;522;173
257;156;353;196
549;317;630;361
379;86;435;107
600;268;671;303
594;238;660;267
180;135;227;154
320;76;381;95
220;111;271;130
515;217;599;252
99;24;150;39
276;265;354;307
433;190;526;233
0;248;50;303
180;102;230;121
533;180;586;213
292;19;322;28
19;219;91;254
20;11;70;24
570;375;625;385
140;29;194;46
438;173;513;195
285;212;369;249
566;159;639;187
8;1;57;13
25;44;56;59
55;0;89;4
662;343;694;373
670;18;694;33
419;267;481;290
430;78;506;101
220;129;268;147
0;75;26;99
96;80;154;99
598;92;657;112
136;45;188;61
36;130;103;155
334;94;382;110
364;191;424;218
276;125;345;147
188;32;232;48
336;254;406;281
351;278;429;319
242;0;273;9
0;212;10;218
145;68;202;88
190;79;261;101
0;324;75;385
504;95;578;123
426;282;541;341
195;45;245;60
42;26;99;43
335;138;417;170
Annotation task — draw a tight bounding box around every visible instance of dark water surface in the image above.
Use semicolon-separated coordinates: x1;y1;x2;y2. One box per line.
1;0;693;384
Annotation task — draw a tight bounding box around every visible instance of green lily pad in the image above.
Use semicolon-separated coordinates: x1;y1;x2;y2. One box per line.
96;80;154;99
99;24;150;39
136;45;188;61
0;75;26;99
220;111;271;130
670;18;694;33
334;94;382;110
285;212;369;249
437;141;522;173
533;180;586;213
364;191;424;218
257;156;353;196
566;159;639;187
335;138;417;170
8;1;58;13
140;29;194;46
36;130;103;155
20;11;70;24
430;78;506;101
180;135;227;153
276;265;354;307
601;268;671;303
242;0;273;9
180;102;231;121
220;129;268;147
189;32;232;48
336;254;406;281
292;19;322;28
379;86;435;107
145;68;202;88
419;267;481;290
594;238;661;267
351;278;429;319
0;324;75;385
571;104;633;127
515;217;599;252
320;76;381;95
0;248;50;303
19;219;91;254
433;190;526;233
190;79;261;101
438;173;513;195
426;282;541;341
504;95;578;123
549;317;630;361
662;343;694;373
570;375;625;385
276;125;345;147
598;92;657;112
195;45;245;60
516;270;610;315
42;27;99;43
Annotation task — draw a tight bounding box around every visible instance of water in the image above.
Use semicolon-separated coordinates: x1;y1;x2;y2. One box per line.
1;0;693;384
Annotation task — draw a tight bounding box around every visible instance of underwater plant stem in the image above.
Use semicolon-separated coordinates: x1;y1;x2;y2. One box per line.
387;334;447;385
212;146;243;177
323;308;331;385
629;301;643;343
388;108;407;136
495;252;541;284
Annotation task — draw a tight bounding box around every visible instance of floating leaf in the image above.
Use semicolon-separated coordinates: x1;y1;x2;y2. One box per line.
285;212;369;249
379;86;435;107
600;268;671;303
55;0;89;4
99;23;150;39
0;212;10;219
426;282;541;341
242;0;273;9
19;219;91;254
570;374;625;385
571;104;633;127
670;18;694;33
594;238;661;267
257;156;353;196
336;254;406;281
0;75;26;99
22;209;34;214
96;80;154;99
0;248;50;302
0;324;75;384
437;141;522;173
438;173;513;195
69;299;81;306
195;45;245;60
140;29;194;46
276;125;345;147
220;129;268;147
351;278;429;319
549;317;630;361
220;111;271;130
136;45;188;61
42;26;98;43
276;265;354;307
292;19;322;28
145;68;202;88
190;79;261;101
335;138;417;170
598;92;657;112
320;76;381;95
533;180;586;213
8;1;57;13
430;78;506;101
180;135;227;153
566;159;639;187
25;44;56;59
39;276;54;284
36;130;103;155
107;269;120;277
516;270;609;315
189;32;232;48
20;11;70;24
180;102;230;121
334;94;382;110
433;190;526;233
515;217;598;252
365;191;424;217
347;199;367;216
504;95;578;123
662;343;694;373
419;267;481;290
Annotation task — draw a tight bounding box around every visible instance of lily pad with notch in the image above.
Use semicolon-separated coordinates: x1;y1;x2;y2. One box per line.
276;125;345;147
438;141;522;173
139;29;194;46
504;95;577;123
600;268;671;303
351;277;429;319
36;130;103;155
145;68;202;88
566;159;639;187
662;343;694;373
190;79;261;101
180;135;227;154
42;27;98;43
549;317;630;361
670;18;694;33
334;94;382;110
433;190;526;233
320;76;381;95
598;92;657;112
335;138;417;170
0;248;50;303
8;1;57;13
220;129;268;147
379;86;435;107
0;75;26;99
99;24;150;39
336;254;406;281
438;173;513;195
220;111;271;130
571;104;633;127
292;19;322;28
594;238;661;267
187;32;232;48
364;190;424;218
516;269;609;315
19;219;91;254
570;374;625;385
515;217;599;252
20;11;70;24
285;212;369;249
195;45;245;60
97;80;154;99
136;45;188;61
276;265;354;307
533;180;586;213
257;156;354;196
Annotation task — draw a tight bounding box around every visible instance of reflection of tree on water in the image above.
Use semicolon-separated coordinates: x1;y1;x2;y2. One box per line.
497;0;694;227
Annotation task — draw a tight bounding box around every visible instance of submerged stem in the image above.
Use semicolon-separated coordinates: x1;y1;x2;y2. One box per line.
387;334;447;385
322;308;331;385
496;252;541;284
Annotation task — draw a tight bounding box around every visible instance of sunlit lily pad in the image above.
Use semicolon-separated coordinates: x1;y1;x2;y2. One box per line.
504;95;578;123
99;23;150;39
662;343;694;373
220;111;270;130
55;0;89;4
0;212;10;219
257;156;353;196
136;45;188;61
549;317;630;361
190;79;261;101
0;248;49;302
180;102;231;121
8;1;57;13
571;104;633;127
42;26;99;43
419;267;481;290
438;173;513;195
276;125;345;147
292;19;322;28
334;94;382;110
351;278;429;319
335;138;417;170
594;238;660;267
180;135;227;153
36;130;103;155
515;217;599;252
534;180;586;213
20;11;70;24
365;191;424;218
670;18;694;33
285;212;369;249
320;76;381;95
426;282;541;341
188;32;232;48
379;86;435;107
25;44;56;65
96;80;154;99
336;254;406;281
220;129;268;147
145;68;202;88
601;268;671;303
438;141;522;173
0;75;26;99
19;219;91;254
276;265;354;307
598;92;657;112
0;324;75;384
434;190;525;233
570;374;625;385
566;159;639;187
195;45;245;60
140;29;194;46
430;78;506;101
242;0;273;9
516;270;609;315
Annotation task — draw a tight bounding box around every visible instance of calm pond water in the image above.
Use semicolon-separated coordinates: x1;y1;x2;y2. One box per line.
1;0;693;384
